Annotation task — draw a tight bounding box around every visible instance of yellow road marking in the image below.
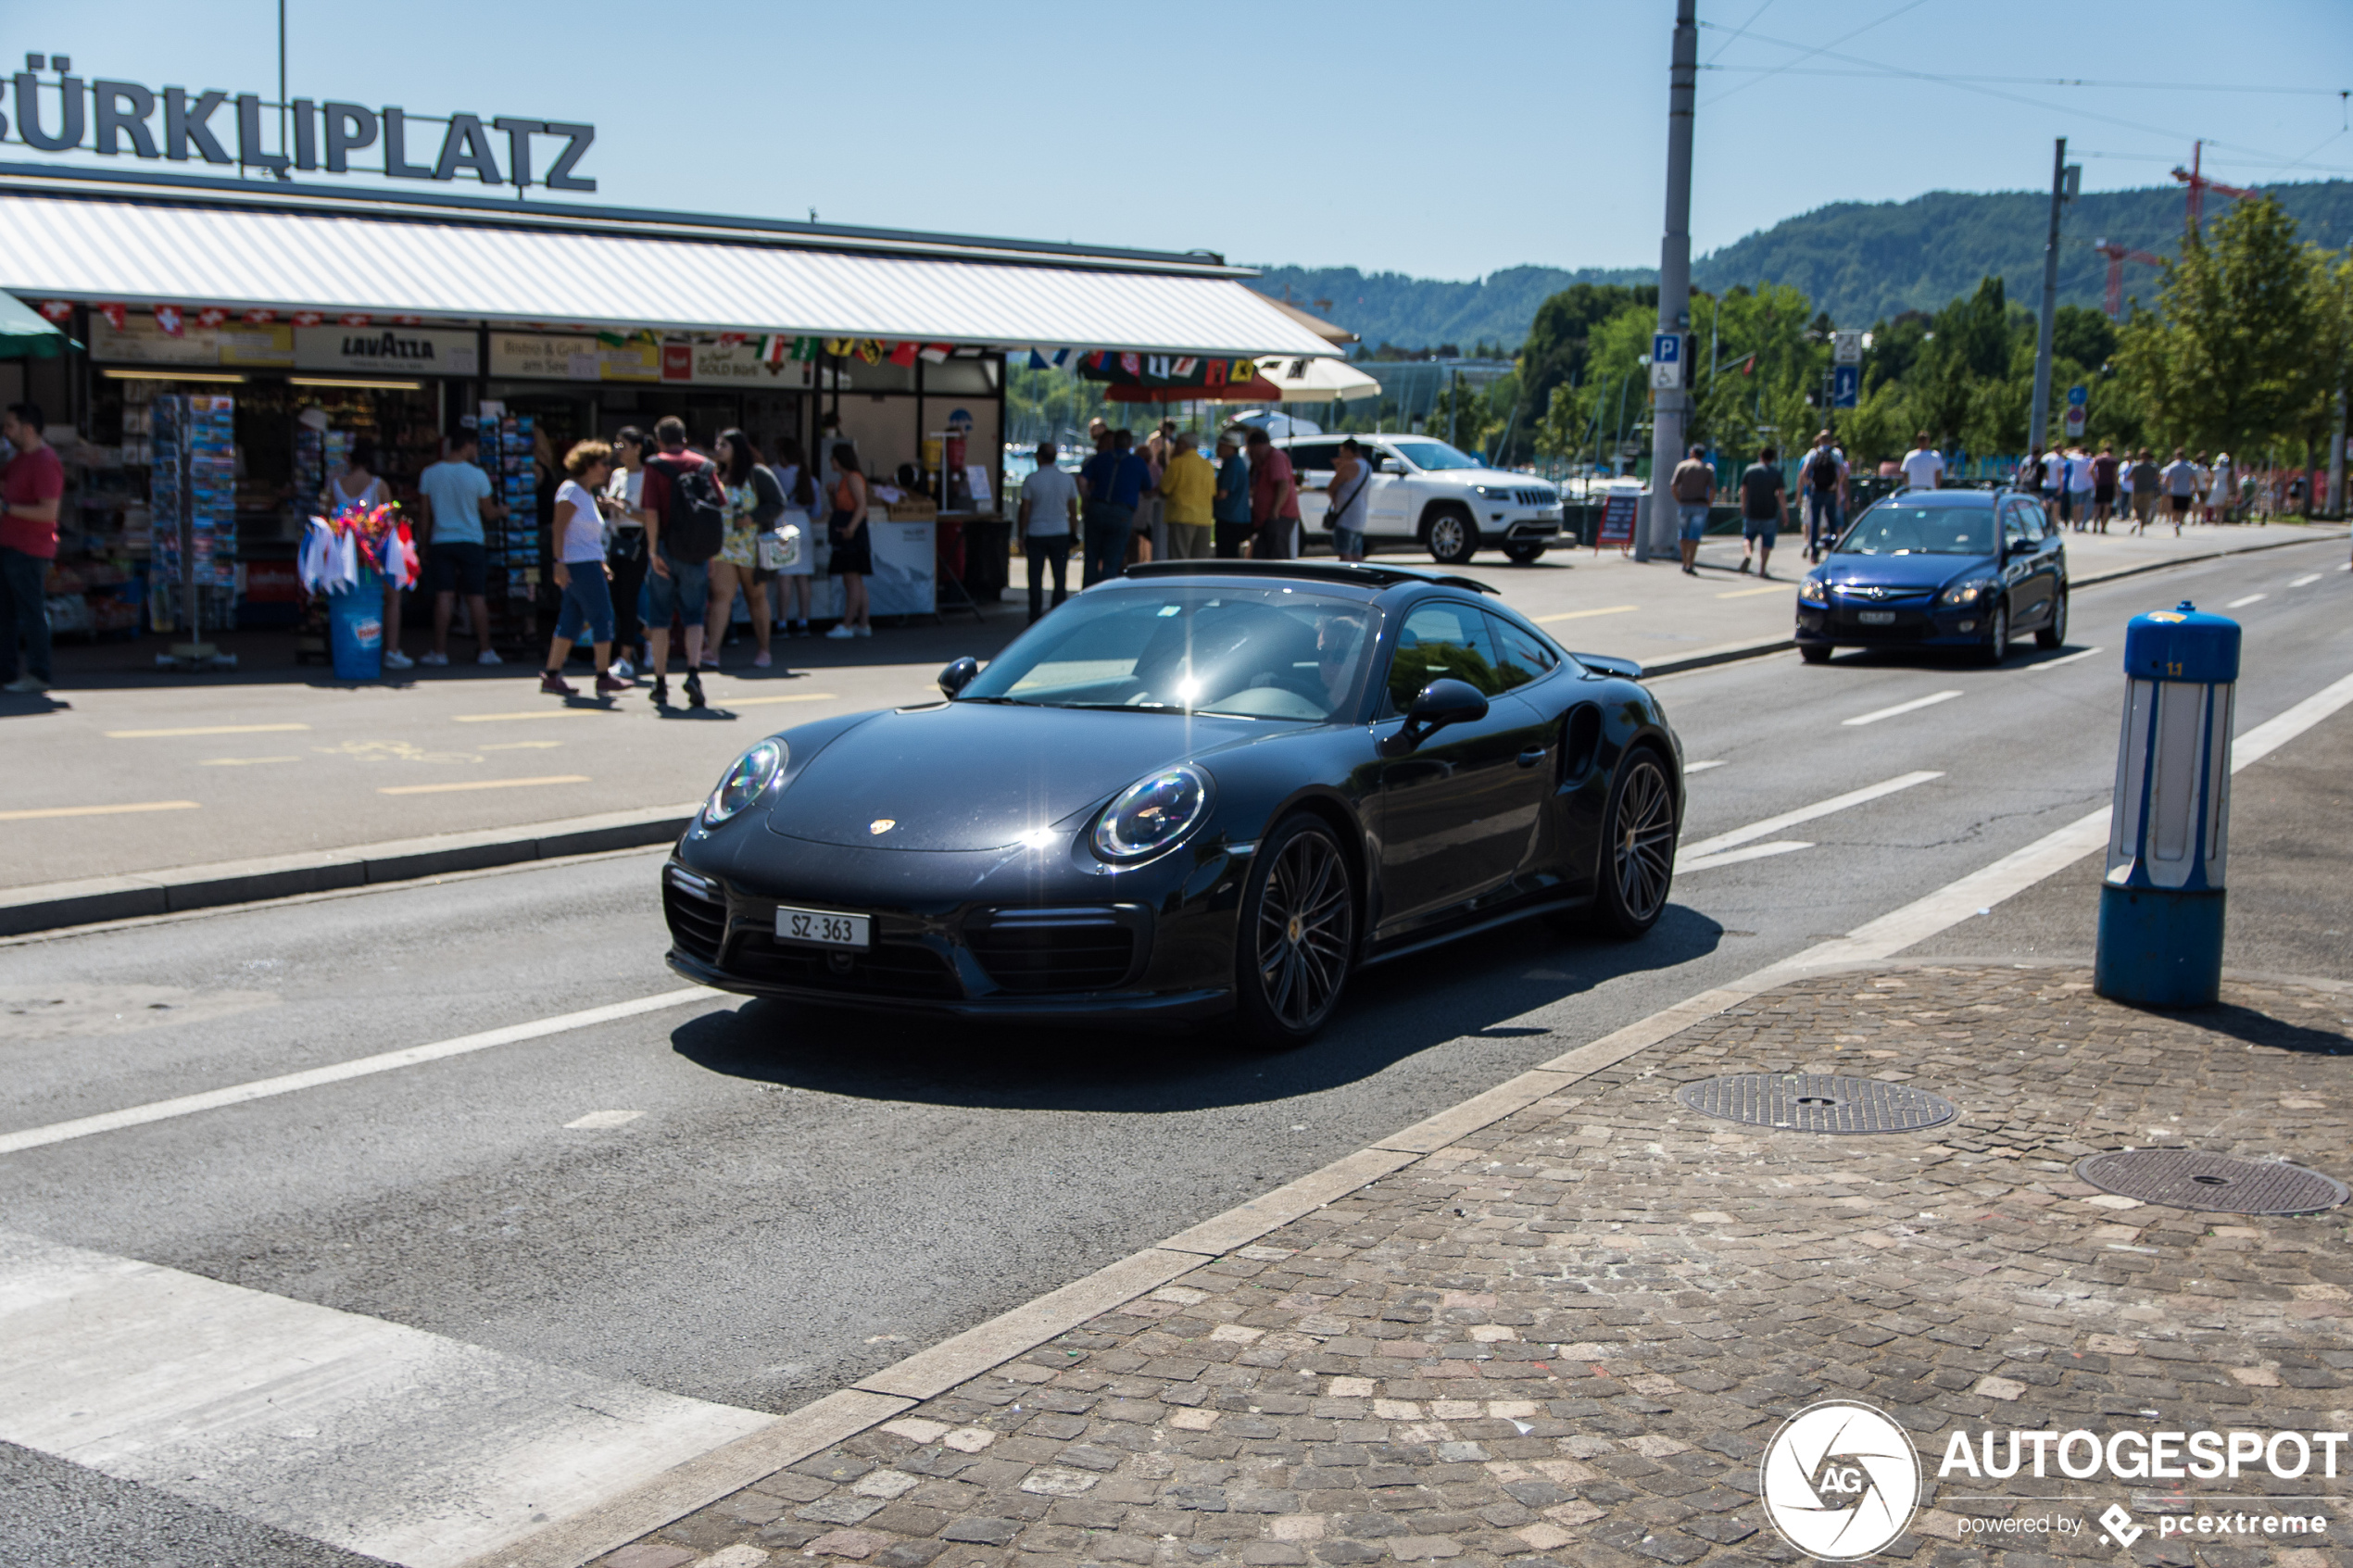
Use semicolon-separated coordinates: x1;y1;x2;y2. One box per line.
378;775;591;795
1534;605;1639;623
451;710;613;722
724;692;840;707
480;740;565;750
0;800;201;821
1716;584;1789;599
199;757;302;767
106;723;310;738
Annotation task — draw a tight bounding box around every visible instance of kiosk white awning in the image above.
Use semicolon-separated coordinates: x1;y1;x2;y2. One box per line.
0;188;1336;359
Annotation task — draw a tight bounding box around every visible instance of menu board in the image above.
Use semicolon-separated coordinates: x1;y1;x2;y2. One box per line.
487;332;812;388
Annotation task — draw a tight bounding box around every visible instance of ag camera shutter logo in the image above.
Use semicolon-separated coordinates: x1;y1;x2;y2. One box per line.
1760;1400;1922;1560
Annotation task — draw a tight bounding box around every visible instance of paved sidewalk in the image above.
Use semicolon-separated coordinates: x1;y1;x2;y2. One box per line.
585;963;2353;1568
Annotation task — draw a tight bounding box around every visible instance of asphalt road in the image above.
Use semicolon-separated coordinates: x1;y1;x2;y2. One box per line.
2;539;2348;1566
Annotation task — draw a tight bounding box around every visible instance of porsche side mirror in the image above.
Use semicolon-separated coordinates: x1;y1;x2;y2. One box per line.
937;657;980;697
1384;677;1489;754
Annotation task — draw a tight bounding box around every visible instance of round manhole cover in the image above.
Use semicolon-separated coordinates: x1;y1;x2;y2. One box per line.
1675;1073;1958;1134
2075;1150;2349;1215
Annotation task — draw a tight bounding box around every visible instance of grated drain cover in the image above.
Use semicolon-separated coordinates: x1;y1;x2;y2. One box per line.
1675;1073;1958;1134
2075;1150;2349;1215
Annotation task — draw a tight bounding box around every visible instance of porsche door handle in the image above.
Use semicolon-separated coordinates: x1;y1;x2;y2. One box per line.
1516;746;1548;768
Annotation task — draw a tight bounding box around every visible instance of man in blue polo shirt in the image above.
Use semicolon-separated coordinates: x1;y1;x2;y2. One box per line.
1080;427;1150;585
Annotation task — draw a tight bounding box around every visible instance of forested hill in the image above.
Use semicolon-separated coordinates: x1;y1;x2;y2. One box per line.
1251;179;2353;349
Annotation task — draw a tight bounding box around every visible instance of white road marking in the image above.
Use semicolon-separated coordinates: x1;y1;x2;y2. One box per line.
2226;593;2267;608
0;988;715;1158
1678;771;1943;865
106;723;310;738
0;1227;776;1568
724;692;841;708
1675;839;1812;874
1842;690;1963;727
565;1110;645;1129
1715;583;1788;599
198;756;302;767
1535;605;1639;623
378;774;590;795
0;800;199;822
1682;759;1727;773
480;739;565;750
2289;573;2322;587
452;709;613;722
2026;646;2105;671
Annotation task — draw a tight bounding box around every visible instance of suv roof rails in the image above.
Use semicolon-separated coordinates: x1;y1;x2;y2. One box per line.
1120;559;1500;595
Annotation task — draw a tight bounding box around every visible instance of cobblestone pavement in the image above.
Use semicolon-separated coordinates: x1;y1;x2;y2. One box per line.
596;965;2353;1568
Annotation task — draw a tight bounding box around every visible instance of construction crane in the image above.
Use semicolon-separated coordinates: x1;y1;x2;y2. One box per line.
2094;238;2167;318
2171;140;2260;236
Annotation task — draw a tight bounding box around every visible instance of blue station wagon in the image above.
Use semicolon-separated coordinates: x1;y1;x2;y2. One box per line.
1795;489;2069;664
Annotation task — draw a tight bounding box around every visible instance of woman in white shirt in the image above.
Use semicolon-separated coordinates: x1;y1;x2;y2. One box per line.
542;441;629;698
766;435;819;637
600;426;650;680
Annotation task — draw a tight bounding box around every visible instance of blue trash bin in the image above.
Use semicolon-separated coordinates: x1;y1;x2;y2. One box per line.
327;568;385;681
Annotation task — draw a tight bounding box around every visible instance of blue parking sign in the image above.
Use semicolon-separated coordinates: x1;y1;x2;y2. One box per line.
1831;364;1859;408
2067;383;2088;408
1653;333;1680;365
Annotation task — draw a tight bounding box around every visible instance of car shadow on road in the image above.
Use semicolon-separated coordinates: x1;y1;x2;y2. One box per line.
670;902;1725;1112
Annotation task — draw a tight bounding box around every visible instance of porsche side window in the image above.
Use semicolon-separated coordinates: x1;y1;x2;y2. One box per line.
1484;613;1557;692
1384;603;1505;715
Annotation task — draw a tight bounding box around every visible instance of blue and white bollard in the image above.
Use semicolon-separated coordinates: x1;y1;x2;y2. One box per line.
2094;601;2241;1006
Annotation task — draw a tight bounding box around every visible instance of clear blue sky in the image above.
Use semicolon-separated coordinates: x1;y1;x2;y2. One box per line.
18;0;2353;281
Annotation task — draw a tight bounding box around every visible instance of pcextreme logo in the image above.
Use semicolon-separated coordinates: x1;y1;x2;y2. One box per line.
1759;1401;1922;1561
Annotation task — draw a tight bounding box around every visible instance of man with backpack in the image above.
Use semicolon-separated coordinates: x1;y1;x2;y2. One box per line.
639;416;721;709
1801;430;1846;563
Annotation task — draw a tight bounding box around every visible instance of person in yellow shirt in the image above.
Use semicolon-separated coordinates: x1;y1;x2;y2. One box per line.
1158;432;1217;559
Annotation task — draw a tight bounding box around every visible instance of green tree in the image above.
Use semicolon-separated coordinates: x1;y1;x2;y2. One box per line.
1508;282;1657;465
2118;195;2337;455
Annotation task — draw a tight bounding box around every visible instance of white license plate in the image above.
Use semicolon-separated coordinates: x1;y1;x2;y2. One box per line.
1857;610;1897;625
774;906;871;950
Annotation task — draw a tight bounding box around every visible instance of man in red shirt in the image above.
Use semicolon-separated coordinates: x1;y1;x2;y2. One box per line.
0;403;63;693
1244;428;1300;559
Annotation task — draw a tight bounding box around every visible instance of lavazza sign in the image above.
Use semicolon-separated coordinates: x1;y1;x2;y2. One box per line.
0;54;595;193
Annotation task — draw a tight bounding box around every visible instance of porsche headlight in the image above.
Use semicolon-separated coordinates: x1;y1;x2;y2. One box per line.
1940;579;1995;606
705;739;785;824
1091;765;1210;863
1799;577;1828;604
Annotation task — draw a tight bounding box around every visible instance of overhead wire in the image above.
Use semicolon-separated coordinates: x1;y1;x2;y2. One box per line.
1699;0;1933;107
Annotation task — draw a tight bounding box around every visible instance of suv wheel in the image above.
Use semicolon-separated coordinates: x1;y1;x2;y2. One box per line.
1424;506;1477;565
1503;541;1546;564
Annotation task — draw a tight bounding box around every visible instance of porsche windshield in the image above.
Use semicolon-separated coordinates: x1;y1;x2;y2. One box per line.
961;587;1375;721
1835;504;1995;556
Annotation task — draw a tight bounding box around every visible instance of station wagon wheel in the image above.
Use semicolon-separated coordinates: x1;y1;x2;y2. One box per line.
1980;600;2010;666
1588;750;1676;938
2035;589;2069;650
1235;815;1355;1047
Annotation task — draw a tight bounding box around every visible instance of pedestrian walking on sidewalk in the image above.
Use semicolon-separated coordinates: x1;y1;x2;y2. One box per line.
540;442;628;698
0;402;63;694
1670;444;1712;575
2130;448;2160;533
1160;433;1217;561
766;436;818;638
1325;438;1373;562
1135;422;1169;563
321;439;408;670
641;415;716;709
1080;428;1147;584
2090;442;2119;533
600;426;651;680
1800;429;1845;563
2066;445;2095;531
1899;433;1944;493
2161;446;2197;536
824;445;874;639
419;430;508;670
2208;451;2235;523
1246;427;1301;560
1019;442;1079;622
1212;433;1252;558
704;429;782;670
1738;445;1787;578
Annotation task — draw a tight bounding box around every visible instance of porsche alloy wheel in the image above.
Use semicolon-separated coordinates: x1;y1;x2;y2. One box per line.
1236;816;1355;1046
1592;751;1676;937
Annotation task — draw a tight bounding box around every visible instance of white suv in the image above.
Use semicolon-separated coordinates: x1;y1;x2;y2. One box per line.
1275;434;1566;565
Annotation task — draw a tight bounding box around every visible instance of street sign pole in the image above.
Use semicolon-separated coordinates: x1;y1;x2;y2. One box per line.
2029;138;2072;458
1642;0;1697;564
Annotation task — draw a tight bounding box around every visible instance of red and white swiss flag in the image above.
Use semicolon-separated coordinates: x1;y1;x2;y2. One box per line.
339;313;371;327
36;300;73;323
195;307;229;329
244;308;278;324
97;302;128;331
291;310;324;327
154;305;185;337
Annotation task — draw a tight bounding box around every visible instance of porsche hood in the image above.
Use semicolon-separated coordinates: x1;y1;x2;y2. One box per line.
763;703;1263;851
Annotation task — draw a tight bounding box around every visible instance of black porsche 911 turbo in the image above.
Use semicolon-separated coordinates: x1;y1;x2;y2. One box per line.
662;559;1685;1045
